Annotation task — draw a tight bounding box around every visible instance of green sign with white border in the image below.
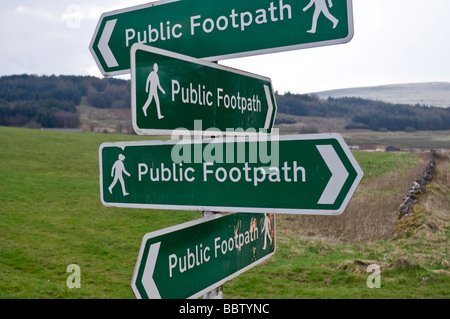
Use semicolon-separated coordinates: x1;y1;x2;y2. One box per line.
131;212;275;299
99;133;363;215
131;44;277;135
90;0;354;76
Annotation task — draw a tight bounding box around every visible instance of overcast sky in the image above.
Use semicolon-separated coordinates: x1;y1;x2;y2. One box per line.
1;0;450;94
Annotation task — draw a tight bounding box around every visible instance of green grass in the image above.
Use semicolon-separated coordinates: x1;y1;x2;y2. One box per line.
226;235;449;298
0;127;200;298
352;151;421;180
0;126;448;299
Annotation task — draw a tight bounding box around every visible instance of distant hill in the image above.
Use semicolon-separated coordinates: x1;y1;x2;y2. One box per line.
275;93;450;132
0;74;130;129
2;75;450;133
312;82;450;108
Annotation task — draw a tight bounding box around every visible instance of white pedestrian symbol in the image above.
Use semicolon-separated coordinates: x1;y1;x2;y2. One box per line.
108;154;131;196
261;213;273;250
303;0;339;34
142;63;166;119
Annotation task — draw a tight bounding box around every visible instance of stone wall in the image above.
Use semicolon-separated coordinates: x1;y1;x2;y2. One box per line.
398;150;436;220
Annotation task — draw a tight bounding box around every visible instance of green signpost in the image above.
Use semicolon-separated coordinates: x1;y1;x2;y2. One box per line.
131;44;277;135
131;212;275;299
90;0;354;76
92;0;359;299
99;134;363;215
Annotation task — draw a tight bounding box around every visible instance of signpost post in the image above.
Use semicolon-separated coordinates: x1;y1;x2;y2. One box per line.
99;134;363;215
90;0;354;76
131;212;275;299
131;44;277;135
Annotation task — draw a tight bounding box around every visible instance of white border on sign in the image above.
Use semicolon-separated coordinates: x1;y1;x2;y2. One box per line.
130;212;277;299
90;0;354;76
89;0;181;76
130;43;277;136
99;133;364;216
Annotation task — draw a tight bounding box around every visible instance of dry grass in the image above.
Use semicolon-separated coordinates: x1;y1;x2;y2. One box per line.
394;153;450;238
279;152;429;243
78;104;133;134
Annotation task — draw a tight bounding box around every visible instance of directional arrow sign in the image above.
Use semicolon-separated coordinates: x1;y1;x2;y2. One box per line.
131;213;275;299
131;44;277;135
99;134;363;215
90;0;354;76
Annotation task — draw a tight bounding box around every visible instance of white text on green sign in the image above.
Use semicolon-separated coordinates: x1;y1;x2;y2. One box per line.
131;213;275;299
131;44;277;135
90;0;354;75
99;133;363;215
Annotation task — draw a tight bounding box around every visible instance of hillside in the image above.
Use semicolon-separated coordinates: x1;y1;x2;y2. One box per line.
0;74;130;129
2;74;450;134
275;93;450;132
312;82;450;108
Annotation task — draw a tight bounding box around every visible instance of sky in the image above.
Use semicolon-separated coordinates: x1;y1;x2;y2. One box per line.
1;0;450;94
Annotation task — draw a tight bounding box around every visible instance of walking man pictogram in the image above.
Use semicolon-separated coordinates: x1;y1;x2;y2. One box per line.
142;63;166;119
261;213;273;250
303;0;339;34
108;154;131;196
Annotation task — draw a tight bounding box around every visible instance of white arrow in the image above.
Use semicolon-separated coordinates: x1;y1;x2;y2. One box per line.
142;242;162;299
98;19;119;68
316;145;349;205
263;84;274;130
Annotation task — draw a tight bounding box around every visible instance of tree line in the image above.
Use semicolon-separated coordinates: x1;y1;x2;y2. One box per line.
0;74;130;128
1;74;449;132
275;92;450;131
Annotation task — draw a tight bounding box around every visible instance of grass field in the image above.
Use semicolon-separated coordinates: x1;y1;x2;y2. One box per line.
0;126;448;299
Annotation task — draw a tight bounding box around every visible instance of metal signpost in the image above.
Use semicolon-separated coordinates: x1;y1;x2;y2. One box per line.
90;0;354;76
131;44;277;135
131;212;275;299
99;134;363;216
